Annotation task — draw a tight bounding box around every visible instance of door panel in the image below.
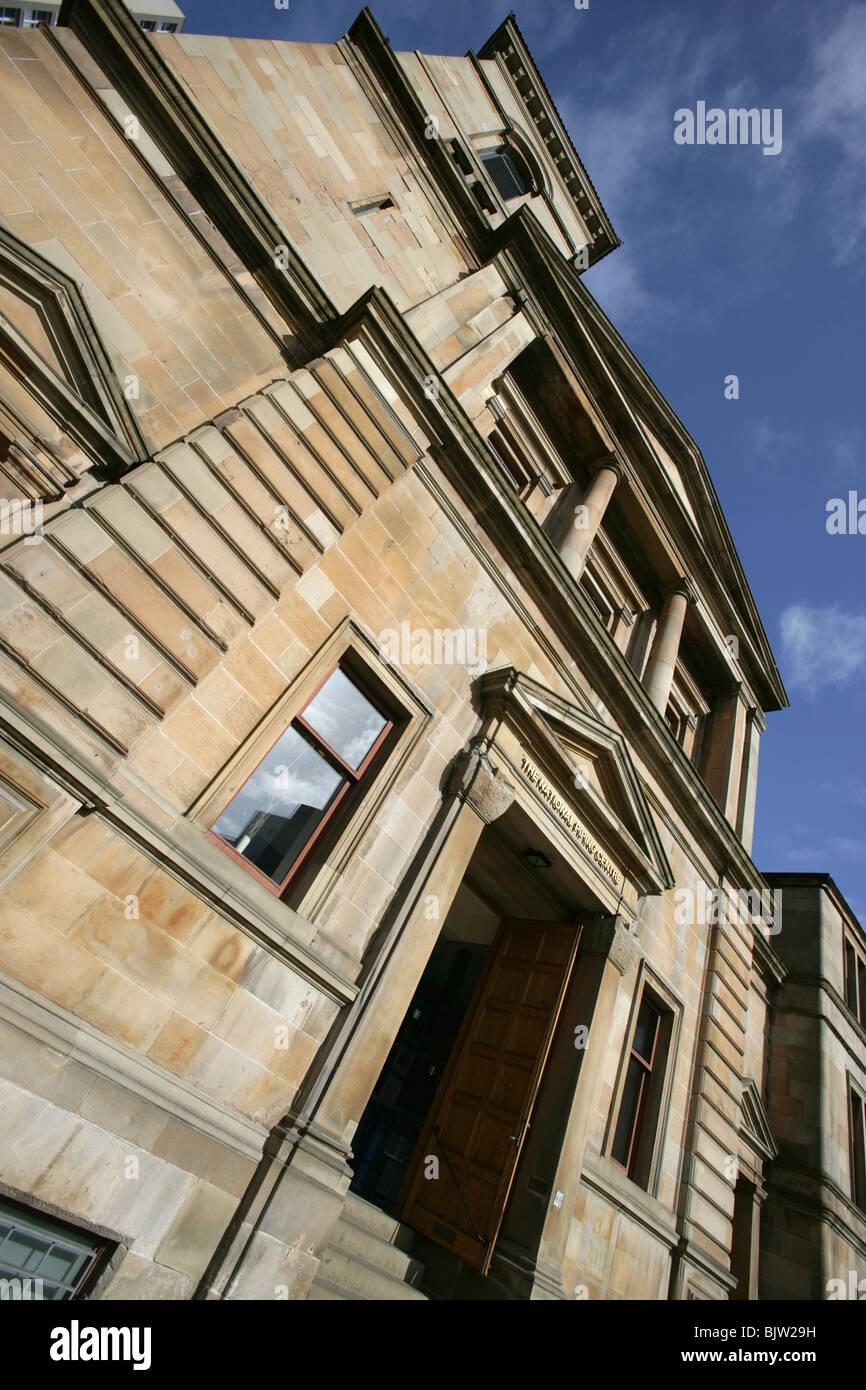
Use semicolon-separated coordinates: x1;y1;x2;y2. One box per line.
398;918;581;1271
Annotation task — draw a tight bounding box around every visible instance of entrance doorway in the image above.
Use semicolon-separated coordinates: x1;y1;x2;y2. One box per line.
349;855;581;1274
349;881;499;1212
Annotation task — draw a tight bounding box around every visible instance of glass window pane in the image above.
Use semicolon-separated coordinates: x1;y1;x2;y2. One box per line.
858;957;866;1028
631;998;659;1063
301;668;387;770
611;1056;645;1166
41;1281;71;1300
845;942;858;1011
38;1245;88;1283
1;1228;51;1272
213;725;346;884
481;151;528;201
0;1200;100;1297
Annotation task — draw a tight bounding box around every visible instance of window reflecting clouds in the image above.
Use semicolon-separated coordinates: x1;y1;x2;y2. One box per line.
211;664;391;889
213;726;345;884
302;668;387;769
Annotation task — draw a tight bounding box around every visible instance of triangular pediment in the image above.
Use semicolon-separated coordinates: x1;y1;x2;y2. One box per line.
479;668;674;895
740;1077;779;1163
636;415;702;534
0;227;145;487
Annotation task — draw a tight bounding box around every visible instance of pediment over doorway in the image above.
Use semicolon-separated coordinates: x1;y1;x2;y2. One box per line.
476;668;674;899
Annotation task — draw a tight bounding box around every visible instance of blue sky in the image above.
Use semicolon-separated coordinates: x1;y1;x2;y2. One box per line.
179;0;866;918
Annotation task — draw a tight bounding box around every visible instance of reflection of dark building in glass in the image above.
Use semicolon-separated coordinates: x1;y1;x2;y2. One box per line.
233;804;323;882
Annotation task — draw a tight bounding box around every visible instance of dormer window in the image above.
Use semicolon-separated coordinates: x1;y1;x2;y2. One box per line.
480;148;531;201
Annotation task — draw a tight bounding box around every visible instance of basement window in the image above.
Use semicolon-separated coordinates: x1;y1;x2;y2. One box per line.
0;7;21;24
0;1196;114;1299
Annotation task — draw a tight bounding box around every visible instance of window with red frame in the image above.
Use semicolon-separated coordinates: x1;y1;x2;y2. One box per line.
209;662;393;896
849;1086;866;1211
610;992;671;1186
844;934;866;1029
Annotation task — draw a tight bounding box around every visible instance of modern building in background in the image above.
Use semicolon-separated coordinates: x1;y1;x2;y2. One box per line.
0;0;862;1301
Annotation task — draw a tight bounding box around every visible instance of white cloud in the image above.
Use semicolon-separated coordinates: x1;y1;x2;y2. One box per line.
827;425;864;481
820;776;866;806
779;602;866;696
800;3;866;263
829;837;866;859
552;19;735;330
748;418;797;466
580;245;656;329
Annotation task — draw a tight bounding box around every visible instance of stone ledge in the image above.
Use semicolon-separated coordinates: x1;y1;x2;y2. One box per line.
0;969;268;1162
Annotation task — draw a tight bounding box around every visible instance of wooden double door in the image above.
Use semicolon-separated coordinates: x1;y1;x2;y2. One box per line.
397;916;581;1273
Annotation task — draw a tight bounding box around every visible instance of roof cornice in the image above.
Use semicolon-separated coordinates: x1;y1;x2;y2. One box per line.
477;13;619;264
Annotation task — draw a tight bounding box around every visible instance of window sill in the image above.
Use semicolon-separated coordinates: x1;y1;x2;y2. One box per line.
580;1151;678;1249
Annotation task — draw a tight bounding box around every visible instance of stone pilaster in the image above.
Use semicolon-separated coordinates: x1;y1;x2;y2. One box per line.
702;683;749;825
735;707;764;853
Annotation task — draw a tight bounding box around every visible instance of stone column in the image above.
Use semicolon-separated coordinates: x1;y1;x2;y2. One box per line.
558;455;622;582
644;583;691;714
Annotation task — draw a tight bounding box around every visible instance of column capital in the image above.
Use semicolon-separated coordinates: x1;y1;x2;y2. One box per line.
669;575;698;605
588;452;623;483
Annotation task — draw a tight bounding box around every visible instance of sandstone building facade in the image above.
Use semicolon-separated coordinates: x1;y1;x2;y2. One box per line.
0;0;858;1302
758;875;866;1301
